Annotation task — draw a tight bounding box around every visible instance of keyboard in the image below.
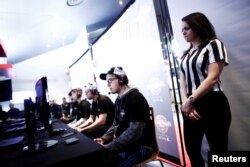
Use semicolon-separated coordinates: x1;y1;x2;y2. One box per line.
0;136;24;152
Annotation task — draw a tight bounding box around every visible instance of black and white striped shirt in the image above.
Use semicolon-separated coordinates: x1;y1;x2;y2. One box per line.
180;39;228;95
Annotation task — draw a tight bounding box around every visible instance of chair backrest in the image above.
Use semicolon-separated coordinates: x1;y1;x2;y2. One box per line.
143;107;159;152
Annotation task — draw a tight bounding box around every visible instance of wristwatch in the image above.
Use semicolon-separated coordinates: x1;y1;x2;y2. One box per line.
189;96;196;105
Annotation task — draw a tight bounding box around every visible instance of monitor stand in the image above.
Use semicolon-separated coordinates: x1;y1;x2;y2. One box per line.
22;140;58;152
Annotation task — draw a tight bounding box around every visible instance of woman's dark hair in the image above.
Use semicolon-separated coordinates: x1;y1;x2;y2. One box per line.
182;12;217;55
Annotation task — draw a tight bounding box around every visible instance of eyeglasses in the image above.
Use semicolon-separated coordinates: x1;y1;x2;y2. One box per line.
107;77;118;84
182;27;191;32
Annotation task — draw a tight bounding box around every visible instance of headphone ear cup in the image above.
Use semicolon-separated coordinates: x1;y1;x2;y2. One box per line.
119;76;124;85
119;75;128;85
95;89;99;95
90;89;99;95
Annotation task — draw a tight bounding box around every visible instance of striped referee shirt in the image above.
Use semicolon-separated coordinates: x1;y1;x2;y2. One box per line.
180;39;228;95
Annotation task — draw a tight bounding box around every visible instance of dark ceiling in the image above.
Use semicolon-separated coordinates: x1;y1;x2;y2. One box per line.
0;0;134;64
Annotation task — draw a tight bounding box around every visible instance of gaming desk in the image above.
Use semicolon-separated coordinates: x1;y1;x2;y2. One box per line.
0;121;105;167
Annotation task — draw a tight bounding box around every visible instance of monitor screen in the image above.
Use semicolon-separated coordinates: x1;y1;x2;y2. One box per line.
0;79;12;102
35;76;52;133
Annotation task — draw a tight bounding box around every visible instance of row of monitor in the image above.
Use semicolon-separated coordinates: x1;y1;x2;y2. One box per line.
0;76;63;152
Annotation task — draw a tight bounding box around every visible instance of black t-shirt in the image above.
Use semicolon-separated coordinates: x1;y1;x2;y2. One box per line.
91;95;115;126
61;102;70;113
69;101;78;117
78;99;91;120
114;89;150;138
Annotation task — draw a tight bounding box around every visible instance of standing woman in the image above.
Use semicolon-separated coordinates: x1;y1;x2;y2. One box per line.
180;12;231;167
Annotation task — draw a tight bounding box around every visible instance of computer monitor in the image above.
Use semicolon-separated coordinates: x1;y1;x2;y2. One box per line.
0;79;12;102
35;76;52;133
23;76;58;152
35;77;65;135
24;98;36;151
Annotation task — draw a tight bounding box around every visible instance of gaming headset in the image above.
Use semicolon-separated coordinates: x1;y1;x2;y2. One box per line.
85;83;99;95
116;67;129;85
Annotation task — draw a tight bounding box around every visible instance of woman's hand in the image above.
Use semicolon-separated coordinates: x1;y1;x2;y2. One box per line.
181;98;193;116
188;109;201;121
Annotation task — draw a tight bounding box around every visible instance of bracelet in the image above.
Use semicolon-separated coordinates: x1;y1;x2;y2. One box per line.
189;96;196;105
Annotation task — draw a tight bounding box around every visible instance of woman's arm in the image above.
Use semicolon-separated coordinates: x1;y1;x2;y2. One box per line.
180;72;188;102
180;71;193;116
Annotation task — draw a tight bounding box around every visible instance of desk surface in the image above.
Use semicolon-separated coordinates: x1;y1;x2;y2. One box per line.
0;121;105;167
